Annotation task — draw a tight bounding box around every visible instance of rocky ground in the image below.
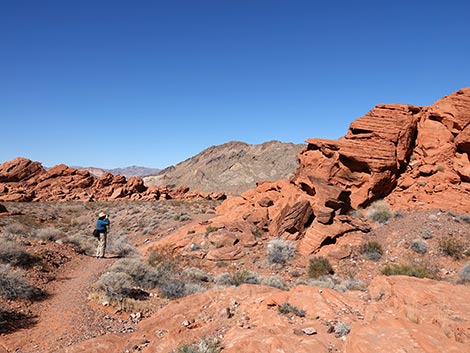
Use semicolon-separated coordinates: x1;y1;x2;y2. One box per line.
0;201;469;353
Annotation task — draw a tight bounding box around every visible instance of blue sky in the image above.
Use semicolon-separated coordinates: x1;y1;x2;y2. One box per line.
1;0;469;169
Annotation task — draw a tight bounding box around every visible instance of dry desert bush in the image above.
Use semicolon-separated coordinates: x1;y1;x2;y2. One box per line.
0;239;39;267
0;264;44;300
267;238;296;266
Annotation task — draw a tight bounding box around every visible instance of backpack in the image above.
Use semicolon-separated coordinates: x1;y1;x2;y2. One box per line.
92;229;100;238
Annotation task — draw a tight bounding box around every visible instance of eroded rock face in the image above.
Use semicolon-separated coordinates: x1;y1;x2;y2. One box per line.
0;159;226;202
295;104;421;208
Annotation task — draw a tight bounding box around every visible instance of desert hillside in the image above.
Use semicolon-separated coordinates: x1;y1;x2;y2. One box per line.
0;88;469;353
143;140;304;195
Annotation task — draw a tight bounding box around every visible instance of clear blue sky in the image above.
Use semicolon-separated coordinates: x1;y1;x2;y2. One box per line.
1;0;469;169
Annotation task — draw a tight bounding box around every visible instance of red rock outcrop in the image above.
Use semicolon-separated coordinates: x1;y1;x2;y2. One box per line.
210;88;470;255
0;159;226;202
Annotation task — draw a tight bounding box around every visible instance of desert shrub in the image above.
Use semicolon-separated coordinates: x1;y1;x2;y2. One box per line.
267;239;296;266
421;229;434;239
182;267;213;282
159;278;205;299
0;264;43;300
3;223;28;239
107;233;136;258
205;226;218;235
360;241;383;261
260;276;286;290
411;239;427;254
173;212;192;222
33;227;64;241
334;321;351;337
109;258;164;290
439;236;465;260
159;279;186;299
308;257;334;279
459;214;470;224
214;270;259;287
147;247;174;266
365;200;394;224
304;274;366;292
381;264;434;279
94;271;134;302
457;263;470;284
0;240;39;267
174;336;221;353
277;302;305;317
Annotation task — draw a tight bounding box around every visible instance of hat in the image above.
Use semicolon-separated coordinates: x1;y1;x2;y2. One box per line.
98;212;106;218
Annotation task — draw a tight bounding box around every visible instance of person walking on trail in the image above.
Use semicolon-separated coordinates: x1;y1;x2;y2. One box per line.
96;212;110;258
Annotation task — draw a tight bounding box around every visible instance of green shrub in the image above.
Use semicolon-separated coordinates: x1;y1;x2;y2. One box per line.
439;236;465;260
267;239;296;266
381;264;434;279
277;302;305;317
360;241;383;261
308;257;334;279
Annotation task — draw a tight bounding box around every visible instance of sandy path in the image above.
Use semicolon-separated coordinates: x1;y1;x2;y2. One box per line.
1;255;115;353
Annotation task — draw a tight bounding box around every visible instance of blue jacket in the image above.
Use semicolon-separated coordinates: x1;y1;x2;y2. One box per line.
96;218;110;232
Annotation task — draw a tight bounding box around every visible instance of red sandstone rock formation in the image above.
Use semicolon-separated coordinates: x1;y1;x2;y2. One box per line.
0;158;225;202
210;88;470;255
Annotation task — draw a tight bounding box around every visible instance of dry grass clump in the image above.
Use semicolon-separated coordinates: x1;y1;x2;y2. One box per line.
267;239;296;266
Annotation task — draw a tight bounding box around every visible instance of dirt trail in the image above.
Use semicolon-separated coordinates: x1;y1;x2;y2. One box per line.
1;255;115;353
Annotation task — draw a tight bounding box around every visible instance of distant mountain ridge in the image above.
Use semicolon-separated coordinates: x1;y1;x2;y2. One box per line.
143;140;305;195
77;166;161;178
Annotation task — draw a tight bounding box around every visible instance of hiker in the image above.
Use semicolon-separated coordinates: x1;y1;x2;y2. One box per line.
96;212;110;258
